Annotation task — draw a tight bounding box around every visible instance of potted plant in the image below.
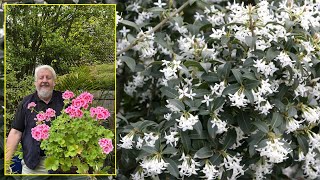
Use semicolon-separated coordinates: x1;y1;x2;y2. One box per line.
28;90;114;174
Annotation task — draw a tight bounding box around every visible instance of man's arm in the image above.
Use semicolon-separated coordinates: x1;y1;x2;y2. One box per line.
6;128;22;162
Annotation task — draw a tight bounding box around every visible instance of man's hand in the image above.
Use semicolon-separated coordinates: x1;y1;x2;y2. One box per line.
6;129;22;165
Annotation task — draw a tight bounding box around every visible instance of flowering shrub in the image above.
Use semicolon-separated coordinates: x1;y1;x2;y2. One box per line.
29;91;114;174
116;0;320;179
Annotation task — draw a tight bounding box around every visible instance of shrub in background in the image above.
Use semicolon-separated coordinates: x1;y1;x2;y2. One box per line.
116;0;320;179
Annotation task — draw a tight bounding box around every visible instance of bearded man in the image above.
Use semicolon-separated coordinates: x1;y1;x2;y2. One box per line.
6;65;64;174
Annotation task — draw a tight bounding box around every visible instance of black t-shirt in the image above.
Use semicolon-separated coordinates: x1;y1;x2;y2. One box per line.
12;90;64;156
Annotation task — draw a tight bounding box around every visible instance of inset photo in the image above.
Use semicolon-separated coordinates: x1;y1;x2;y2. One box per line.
4;4;116;175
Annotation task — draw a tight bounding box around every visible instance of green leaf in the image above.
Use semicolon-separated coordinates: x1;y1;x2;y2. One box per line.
212;97;225;110
288;107;297;117
222;84;240;95
141;146;158;155
245;36;257;49
244;89;254;104
297;134;309;154
237;111;252;134
201;72;220;82
222;129;237;150
207;120;217;139
180;131;191;153
223;62;232;79
271;112;284;129
266;48;280;61
200;63;211;73
194;147;213;159
119;56;136;72
244;79;260;90
120;20;140;31
164;158;180;178
252;121;269;133
231;69;242;84
209;154;223;165
44;156;59;171
194;120;203;136
167;99;185;111
162;147;178;155
184;60;204;71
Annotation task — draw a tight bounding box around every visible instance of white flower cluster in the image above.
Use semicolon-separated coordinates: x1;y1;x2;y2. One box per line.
178;153;200;178
140;156;169;177
118;131;159;150
176;113;199;131
116;0;320;179
256;138;292;163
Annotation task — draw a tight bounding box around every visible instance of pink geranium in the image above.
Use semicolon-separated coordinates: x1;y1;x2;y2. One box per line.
27;102;37;109
98;138;113;154
62;90;75;100
78;92;94;104
31;124;50;141
45;108;56;120
36;112;47;122
72;98;87;109
65;105;83;118
90;106;110;120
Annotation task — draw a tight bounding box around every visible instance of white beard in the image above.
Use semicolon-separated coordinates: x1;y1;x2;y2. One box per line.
37;88;53;99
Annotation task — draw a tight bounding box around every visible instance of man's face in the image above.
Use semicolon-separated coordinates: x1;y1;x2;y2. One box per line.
34;68;55;99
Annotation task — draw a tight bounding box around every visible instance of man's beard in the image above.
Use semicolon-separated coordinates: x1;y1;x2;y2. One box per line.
37;88;53;99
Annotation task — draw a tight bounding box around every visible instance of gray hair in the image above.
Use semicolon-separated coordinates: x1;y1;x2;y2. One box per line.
34;65;57;81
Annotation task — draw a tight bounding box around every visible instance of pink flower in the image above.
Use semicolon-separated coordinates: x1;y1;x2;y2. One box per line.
36;112;47;122
31;124;50;141
62;90;75;100
98;138;113;154
27;102;36;109
45;108;56;120
65;105;83;118
91;106;111;120
78;92;94;104
72;98;87;109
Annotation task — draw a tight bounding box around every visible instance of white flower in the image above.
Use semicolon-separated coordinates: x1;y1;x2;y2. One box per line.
131;170;144;180
250;159;274;180
210;81;226;97
211;116;228;134
154;0;166;8
164;113;172;121
294;83;309;98
116;11;123;26
178;153;200;177
256;138;292;163
231;127;247;149
140;156;169;177
194;12;204;21
228;90;250;108
178;86;196;100
275;51;294;68
223;154;246;179
201;162;220;180
303;151;320;179
119;26;130;37
136;137;144;149
201;95;213;107
131;2;141;13
118;134;134;149
210;27;226;39
301;105;320;124
143;132;159;147
285;117;303;133
253;59;278;77
164;131;179;146
176;113;199;131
